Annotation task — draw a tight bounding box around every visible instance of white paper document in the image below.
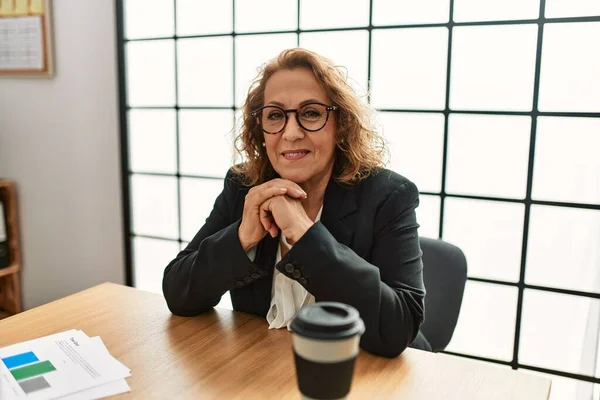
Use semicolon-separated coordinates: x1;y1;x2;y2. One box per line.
0;16;44;70
0;330;131;399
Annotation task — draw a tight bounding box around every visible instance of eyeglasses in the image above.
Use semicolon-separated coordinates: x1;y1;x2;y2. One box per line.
251;102;337;134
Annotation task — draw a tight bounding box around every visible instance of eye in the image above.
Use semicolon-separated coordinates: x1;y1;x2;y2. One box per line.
301;108;323;120
266;110;285;120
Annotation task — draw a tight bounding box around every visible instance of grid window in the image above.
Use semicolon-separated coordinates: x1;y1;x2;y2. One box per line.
450;24;538;111
443;198;524;282
180;178;225;242
234;0;297;33
300;0;370;30
453;0;540;22
446;114;531;199
372;0;450;25
597;337;600;378
131;175;179;240
177;37;233;107
124;0;174;39
126;41;175;107
134;237;180;295
300;30;369;94
416;195;441;239
233;109;244;144
446;281;518;361
235;34;297;107
538;22;600;112
526;205;600;294
533;117;600;204
371;28;449;110
176;0;232;36
128;110;177;174
545;0;600;18
178;110;235;178
520;289;600;376
377;111;445;192
118;0;600;389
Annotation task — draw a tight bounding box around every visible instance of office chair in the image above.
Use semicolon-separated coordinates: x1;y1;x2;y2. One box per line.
419;237;468;352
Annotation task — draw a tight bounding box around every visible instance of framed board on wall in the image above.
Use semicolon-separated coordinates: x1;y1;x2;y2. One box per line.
0;0;54;77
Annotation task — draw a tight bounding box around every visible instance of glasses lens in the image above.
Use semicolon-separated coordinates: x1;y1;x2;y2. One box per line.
261;106;286;133
299;104;328;131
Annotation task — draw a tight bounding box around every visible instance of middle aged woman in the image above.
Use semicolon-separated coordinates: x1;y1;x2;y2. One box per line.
163;48;430;357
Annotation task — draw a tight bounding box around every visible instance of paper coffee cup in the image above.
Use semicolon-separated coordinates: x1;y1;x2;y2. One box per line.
290;302;365;400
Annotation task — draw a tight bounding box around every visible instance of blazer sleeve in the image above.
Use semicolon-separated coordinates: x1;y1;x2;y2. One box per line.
162;170;265;316
276;180;425;357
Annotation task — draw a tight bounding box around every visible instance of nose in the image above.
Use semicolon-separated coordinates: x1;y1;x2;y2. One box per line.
281;113;305;142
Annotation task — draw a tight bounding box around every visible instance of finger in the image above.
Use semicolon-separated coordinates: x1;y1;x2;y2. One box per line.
265;179;307;199
247;186;288;210
265;215;278;238
259;201;279;238
259;205;271;231
269;224;279;238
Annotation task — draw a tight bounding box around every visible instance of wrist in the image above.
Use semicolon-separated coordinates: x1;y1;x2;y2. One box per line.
288;219;314;245
238;228;255;252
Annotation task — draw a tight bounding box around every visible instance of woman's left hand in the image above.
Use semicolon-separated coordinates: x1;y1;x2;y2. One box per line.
259;195;314;245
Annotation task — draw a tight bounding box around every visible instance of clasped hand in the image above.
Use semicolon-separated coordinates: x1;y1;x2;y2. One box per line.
238;179;314;252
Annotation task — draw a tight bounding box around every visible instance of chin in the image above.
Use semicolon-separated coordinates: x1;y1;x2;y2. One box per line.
275;168;311;184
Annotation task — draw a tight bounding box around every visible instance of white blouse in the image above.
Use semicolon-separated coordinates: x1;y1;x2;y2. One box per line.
247;207;322;330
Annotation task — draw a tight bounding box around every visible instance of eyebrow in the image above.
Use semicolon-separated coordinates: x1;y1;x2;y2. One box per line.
267;99;326;108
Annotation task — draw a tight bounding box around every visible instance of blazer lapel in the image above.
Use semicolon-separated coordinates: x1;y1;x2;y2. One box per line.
321;179;358;247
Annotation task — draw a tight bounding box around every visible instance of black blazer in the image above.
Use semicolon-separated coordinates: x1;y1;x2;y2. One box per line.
163;168;426;357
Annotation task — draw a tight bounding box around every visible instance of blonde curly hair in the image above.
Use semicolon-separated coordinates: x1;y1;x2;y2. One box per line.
233;48;387;186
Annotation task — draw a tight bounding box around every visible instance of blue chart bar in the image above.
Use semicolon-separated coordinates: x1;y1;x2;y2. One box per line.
2;351;40;369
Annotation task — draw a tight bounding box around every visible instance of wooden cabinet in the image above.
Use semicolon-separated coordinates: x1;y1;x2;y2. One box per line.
0;179;22;318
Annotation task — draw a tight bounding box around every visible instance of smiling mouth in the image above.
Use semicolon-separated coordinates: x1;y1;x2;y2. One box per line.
281;150;310;161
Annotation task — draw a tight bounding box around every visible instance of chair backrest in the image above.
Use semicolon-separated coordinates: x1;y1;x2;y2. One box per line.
419;237;467;352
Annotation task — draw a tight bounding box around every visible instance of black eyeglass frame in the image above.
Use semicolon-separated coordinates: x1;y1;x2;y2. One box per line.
251;102;338;134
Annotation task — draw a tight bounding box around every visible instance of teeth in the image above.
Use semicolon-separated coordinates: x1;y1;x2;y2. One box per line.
284;151;307;156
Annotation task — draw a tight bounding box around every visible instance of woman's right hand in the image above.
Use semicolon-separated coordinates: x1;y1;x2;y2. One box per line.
238;179;307;252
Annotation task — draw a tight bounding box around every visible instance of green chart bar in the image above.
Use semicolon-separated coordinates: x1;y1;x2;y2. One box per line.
10;360;56;381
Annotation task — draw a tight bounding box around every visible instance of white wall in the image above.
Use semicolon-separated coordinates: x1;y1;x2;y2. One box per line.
0;0;124;309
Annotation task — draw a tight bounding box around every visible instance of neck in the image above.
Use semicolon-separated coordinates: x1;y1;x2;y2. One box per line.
298;165;332;221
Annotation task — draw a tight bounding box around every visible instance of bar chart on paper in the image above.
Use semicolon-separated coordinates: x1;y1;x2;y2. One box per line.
0;330;131;400
2;351;56;394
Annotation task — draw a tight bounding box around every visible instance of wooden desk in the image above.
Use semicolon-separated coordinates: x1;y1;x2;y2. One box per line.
0;283;551;399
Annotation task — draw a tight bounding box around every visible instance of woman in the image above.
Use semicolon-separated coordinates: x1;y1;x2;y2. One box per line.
163;48;430;357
